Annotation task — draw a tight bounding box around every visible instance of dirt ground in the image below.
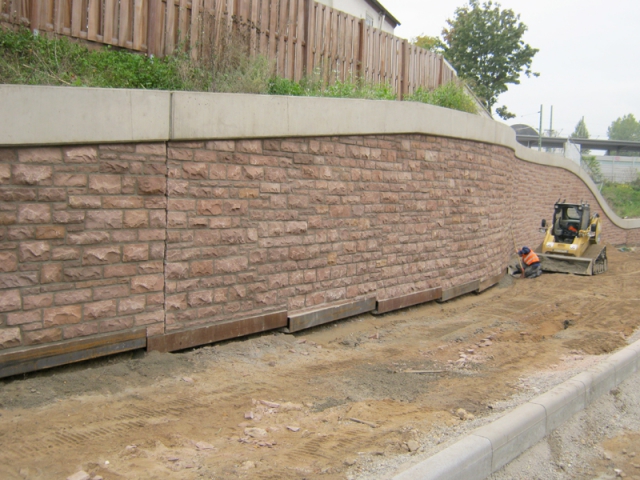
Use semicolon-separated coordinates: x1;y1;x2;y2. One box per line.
2;246;640;480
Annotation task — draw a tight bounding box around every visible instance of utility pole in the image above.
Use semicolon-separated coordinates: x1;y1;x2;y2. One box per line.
538;105;543;151
549;106;553;137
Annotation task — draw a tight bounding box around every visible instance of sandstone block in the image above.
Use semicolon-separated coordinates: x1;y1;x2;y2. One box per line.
0;328;21;349
35;225;65;240
23;293;53;310
0;289;21;312
169;199;196;211
69;196;102;209
0;212;17;225
138;177;166;195
166;293;187;311
63;146;97;163
63;323;100;339
236;140;262;153
18;147;63;163
88;175;121;194
7;309;41;325
63;266;100;282
0;272;38;288
24;327;62;345
54;289;92;305
182;162;208;179
190;260;214;277
215;256;248;273
99;317;134;333
134;310;164;326
0;163;10;183
188;290;213;307
85;210;123;229
53;211;85;224
123;244;149;262
0;251;18;272
19;241;51;262
118;296;146;314
67;232;110;245
84;300;117;320
168;212;187;227
102;196;144;209
93;284;129;300
197;200;223;216
44;305;82;326
52;247;81;260
54;173;87;187
18;204;51;224
82;246;121;265
104;264;137;277
166;263;189;279
131;274;164;293
12;165;53;185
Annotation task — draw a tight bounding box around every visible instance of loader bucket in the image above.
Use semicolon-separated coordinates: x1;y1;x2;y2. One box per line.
536;244;607;276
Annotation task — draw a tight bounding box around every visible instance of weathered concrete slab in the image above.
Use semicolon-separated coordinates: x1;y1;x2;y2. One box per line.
530;379;586;432
0;85;170;146
374;287;442;315
393;434;493;480
286;298;376;333
473;402;547;471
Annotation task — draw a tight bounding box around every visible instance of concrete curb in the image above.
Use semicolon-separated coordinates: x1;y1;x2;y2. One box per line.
393;338;640;480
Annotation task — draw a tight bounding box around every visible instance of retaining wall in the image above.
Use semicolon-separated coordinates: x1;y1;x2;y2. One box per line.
1;85;639;376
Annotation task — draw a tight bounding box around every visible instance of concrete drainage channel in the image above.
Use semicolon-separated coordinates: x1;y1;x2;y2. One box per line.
392;338;640;480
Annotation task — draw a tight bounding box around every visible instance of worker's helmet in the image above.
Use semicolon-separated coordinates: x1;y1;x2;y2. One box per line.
518;246;531;255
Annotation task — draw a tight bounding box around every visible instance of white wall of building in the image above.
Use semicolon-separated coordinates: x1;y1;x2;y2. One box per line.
316;0;397;33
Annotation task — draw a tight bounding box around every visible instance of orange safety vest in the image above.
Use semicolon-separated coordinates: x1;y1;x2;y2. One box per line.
522;250;540;265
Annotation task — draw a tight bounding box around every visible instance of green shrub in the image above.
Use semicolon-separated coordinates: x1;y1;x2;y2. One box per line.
404;82;478;114
601;182;640;218
1;26;481;115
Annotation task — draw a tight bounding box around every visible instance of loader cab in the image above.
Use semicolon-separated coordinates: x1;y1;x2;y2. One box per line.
552;202;590;244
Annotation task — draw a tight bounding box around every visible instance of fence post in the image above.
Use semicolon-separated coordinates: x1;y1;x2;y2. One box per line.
29;0;40;32
398;40;408;100
356;18;364;80
147;0;164;57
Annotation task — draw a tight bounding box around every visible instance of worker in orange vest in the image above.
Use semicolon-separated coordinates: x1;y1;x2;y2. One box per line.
515;246;542;278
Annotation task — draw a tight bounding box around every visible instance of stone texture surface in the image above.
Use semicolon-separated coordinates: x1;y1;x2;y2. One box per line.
0;143;167;349
0;136;638;353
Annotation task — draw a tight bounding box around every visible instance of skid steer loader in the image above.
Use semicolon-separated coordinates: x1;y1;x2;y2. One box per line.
535;200;607;275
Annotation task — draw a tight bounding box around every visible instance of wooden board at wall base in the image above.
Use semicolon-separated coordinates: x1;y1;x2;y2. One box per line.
285;297;377;333
477;271;506;293
373;287;442;315
0;329;147;379
147;311;288;353
437;280;481;303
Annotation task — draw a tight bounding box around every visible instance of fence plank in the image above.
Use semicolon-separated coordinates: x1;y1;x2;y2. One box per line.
132;0;145;50
165;0;176;53
304;1;315;76
189;0;200;59
118;0;131;46
29;0;40;30
86;0;99;41
258;0;268;54
294;0;304;80
177;0;188;47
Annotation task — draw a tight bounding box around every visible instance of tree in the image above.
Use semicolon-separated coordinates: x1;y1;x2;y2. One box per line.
411;35;442;52
571;116;590;155
607;114;640;141
441;0;539;120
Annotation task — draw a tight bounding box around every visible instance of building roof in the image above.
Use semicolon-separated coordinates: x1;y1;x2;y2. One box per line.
366;0;401;27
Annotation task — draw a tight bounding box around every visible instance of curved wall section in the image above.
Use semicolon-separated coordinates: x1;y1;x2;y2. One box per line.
0;85;638;374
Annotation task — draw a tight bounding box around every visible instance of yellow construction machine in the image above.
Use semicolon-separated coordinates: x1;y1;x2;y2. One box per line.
535;200;607;275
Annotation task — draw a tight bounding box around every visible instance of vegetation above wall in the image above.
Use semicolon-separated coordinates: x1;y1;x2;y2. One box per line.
601;182;640;219
0;26;477;114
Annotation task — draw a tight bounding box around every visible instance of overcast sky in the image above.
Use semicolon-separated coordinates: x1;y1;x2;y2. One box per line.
387;0;640;139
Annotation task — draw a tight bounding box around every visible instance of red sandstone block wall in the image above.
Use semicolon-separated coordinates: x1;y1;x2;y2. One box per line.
0;144;167;350
0;134;637;352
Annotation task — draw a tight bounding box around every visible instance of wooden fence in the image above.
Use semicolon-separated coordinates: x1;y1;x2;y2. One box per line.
0;0;457;97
